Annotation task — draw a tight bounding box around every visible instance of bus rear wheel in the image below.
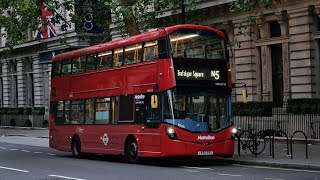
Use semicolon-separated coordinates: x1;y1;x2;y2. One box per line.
125;139;139;163
71;138;81;158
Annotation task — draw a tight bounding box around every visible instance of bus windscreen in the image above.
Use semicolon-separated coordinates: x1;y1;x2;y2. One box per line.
163;90;230;133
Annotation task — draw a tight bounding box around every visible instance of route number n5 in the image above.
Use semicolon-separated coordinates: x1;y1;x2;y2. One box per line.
210;71;220;80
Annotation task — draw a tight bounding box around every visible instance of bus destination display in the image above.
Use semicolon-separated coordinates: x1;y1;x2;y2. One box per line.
175;68;226;82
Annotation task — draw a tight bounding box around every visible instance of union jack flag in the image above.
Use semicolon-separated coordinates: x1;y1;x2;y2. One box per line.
33;3;57;39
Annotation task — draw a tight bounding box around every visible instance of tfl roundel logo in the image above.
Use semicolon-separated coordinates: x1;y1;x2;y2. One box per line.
102;133;109;145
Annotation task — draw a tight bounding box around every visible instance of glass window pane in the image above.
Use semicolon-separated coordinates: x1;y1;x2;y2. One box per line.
85;99;95;124
61;59;71;76
144;41;158;62
135;94;146;123
52;62;61;77
95;97;111;124
64;100;70;124
124;44;142;65
97;51;113;69
86;54;96;72
114;48;123;67
55;101;64;125
112;96;119;124
169;29;224;59
57;101;64;118
70;100;84;124
72;56;86;74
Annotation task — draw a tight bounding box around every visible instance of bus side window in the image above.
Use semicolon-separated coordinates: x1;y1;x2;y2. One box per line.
134;94;146;123
64;100;71;125
124;43;142;65
97;50;113;69
72;56;86;74
113;96;119;124
85;98;95;124
144;40;158;62
52;62;61;77
157;38;169;59
95;97;111;124
70;100;84;124
119;95;133;122
86;54;96;72
54;101;64;125
61;59;71;76
114;47;124;67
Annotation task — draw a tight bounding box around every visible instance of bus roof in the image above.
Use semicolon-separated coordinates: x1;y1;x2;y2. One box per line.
52;24;224;62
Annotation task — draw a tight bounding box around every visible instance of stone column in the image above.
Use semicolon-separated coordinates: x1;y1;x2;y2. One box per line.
276;11;291;101
42;63;51;113
2;61;11;107
315;6;320;97
257;15;272;101
0;62;4;107
17;58;27;107
32;56;43;107
261;46;272;101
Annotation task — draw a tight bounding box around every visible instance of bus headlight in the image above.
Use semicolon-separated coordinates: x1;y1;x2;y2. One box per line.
231;128;237;134
165;126;178;140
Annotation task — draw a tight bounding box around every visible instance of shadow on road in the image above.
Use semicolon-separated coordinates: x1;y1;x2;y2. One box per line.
60;153;232;168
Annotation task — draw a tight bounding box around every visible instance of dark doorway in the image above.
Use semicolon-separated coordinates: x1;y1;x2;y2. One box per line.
271;44;283;105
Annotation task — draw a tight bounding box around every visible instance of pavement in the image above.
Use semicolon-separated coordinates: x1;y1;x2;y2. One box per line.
0;126;320;171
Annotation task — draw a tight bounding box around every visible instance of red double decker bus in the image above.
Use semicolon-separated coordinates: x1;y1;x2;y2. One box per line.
49;24;236;162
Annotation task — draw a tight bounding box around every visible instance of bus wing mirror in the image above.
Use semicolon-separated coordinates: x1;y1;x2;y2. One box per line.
151;95;158;109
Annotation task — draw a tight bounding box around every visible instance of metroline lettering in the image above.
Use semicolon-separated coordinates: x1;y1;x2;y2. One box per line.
198;135;215;140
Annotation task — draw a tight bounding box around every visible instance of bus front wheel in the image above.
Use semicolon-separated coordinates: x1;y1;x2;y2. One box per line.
71;138;81;158
125;138;139;163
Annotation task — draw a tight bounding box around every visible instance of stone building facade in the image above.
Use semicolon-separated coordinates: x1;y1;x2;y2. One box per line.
200;0;320;103
0;0;319;122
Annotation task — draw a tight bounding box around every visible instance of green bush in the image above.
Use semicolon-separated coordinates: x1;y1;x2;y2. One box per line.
232;102;273;117
287;98;320;114
0;107;40;115
31;107;45;115
7;108;25;115
23;108;32;115
0;108;9;115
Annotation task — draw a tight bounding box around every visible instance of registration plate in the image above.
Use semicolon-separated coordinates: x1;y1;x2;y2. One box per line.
198;151;213;156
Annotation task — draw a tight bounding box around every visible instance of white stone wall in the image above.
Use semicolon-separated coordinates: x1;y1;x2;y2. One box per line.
288;7;314;98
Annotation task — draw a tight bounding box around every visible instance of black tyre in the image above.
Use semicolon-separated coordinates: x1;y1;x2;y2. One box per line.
248;133;266;154
71;138;81;158
125;138;139;163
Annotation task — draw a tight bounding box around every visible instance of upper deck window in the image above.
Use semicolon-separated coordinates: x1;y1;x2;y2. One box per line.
114;47;124;67
124;43;143;65
86;54;97;72
61;59;72;76
169;29;225;60
72;56;86;74
97;50;113;69
144;40;159;61
52;62;61;77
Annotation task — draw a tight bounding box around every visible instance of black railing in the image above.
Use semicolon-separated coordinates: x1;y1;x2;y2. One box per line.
233;102;320;140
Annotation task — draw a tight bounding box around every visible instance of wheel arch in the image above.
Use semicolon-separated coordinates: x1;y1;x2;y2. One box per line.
71;134;81;151
124;134;137;154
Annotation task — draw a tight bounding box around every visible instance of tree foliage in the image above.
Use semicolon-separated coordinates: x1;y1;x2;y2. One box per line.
0;0;198;49
230;0;271;37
